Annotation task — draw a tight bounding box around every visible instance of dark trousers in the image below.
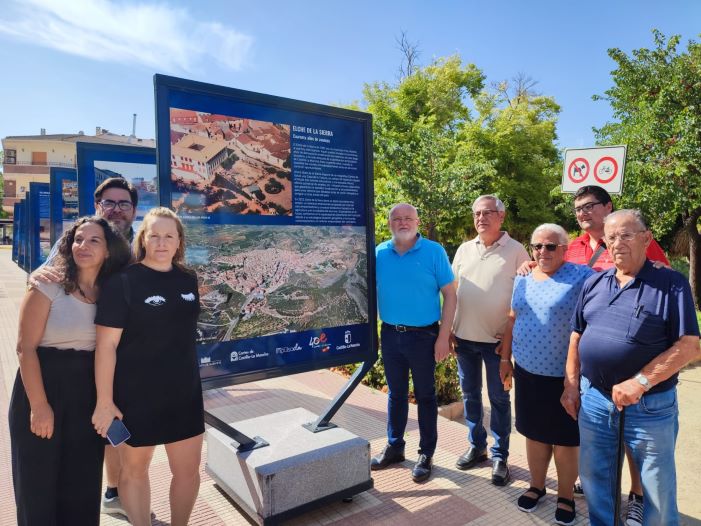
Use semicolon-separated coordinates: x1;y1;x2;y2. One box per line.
9;347;104;526
380;325;438;456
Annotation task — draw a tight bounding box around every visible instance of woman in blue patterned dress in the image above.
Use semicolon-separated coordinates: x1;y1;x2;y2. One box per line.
500;224;593;526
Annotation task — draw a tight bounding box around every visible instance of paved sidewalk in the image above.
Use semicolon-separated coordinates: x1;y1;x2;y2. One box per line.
1;247;699;525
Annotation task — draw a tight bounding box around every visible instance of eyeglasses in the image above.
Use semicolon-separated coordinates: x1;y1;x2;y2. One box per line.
390;216;418;223
98;199;134;211
473;209;499;218
530;243;564;252
573;201;602;215
604;231;645;245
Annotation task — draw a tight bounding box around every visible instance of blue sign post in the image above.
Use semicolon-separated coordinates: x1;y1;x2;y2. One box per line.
28;182;51;272
49;167;78;246
12;202;21;264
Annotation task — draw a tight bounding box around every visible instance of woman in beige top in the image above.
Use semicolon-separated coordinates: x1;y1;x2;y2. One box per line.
9;216;130;526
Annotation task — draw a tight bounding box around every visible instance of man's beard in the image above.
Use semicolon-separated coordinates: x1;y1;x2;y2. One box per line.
392;230;416;242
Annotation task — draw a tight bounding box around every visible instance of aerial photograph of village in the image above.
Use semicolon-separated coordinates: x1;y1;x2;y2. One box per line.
185;223;368;342
169;108;292;217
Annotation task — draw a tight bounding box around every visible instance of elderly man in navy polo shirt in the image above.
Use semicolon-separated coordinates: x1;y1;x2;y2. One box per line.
371;203;457;483
561;209;700;526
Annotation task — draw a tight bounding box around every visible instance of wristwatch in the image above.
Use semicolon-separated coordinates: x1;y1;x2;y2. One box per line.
634;372;651;392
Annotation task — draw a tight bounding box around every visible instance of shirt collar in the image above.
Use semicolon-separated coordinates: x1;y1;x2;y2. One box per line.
603;258;655;283
474;231;511;247
389;233;423;254
577;231;605;248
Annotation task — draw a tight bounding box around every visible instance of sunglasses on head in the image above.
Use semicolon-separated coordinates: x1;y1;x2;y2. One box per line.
530;243;561;252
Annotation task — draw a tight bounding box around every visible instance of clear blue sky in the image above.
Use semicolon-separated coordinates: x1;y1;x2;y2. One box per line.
0;0;699;150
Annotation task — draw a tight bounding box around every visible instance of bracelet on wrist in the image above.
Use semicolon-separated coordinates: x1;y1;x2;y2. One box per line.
500;359;511;363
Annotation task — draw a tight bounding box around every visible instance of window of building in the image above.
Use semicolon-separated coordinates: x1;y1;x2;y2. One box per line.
5;149;16;164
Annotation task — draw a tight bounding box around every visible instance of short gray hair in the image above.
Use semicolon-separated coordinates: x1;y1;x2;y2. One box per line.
531;223;569;245
388;203;418;221
472;194;505;213
604;209;648;230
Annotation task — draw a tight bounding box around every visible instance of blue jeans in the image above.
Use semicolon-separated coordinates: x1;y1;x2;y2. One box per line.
579;376;679;526
454;338;511;460
380;326;438;456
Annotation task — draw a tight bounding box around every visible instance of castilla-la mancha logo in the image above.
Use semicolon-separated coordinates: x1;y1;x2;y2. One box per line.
309;332;330;352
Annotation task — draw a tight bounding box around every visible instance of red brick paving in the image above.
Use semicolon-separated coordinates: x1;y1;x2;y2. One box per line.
0;249;590;525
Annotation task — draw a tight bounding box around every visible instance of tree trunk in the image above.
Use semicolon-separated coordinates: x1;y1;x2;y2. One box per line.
685;211;701;309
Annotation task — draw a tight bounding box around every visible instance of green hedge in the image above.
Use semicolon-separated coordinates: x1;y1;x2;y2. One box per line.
333;351;463;406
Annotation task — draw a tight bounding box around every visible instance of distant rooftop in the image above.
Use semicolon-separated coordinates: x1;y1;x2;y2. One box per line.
3;130;155;148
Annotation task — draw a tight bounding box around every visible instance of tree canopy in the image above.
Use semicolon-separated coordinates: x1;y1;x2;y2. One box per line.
363;55;562;250
594;30;701;305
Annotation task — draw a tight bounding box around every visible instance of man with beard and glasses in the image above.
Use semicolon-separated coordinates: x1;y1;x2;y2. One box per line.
372;203;456;483
30;177;138;518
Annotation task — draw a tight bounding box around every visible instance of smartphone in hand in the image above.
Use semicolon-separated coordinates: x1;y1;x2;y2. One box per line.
106;418;131;447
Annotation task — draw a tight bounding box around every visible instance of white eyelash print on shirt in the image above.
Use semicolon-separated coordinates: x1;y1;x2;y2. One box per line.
181;292;196;302
144;295;166;306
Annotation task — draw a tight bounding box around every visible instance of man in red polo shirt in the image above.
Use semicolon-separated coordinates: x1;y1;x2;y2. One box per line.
520;185;669;526
567;185;668;271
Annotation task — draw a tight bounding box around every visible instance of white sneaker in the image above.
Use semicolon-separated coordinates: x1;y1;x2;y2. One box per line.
101;494;127;516
625;493;644;526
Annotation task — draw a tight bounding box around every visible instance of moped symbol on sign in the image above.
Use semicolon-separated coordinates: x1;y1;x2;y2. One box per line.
562;146;626;195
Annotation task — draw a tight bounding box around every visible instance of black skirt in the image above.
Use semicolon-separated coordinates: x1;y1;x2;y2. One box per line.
514;363;579;447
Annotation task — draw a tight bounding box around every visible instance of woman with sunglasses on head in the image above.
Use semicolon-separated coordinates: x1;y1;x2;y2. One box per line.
9;216;131;526
499;224;593;526
92;207;203;526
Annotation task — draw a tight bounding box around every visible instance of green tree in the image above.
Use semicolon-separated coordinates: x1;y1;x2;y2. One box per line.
364;56;562;249
364;54;487;246
462;78;562;241
594;30;701;306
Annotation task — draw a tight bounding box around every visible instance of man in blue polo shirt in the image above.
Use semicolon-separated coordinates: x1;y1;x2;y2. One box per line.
561;209;700;526
372;202;457;483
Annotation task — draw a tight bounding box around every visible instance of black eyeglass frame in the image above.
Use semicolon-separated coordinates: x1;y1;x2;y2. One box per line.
530;243;564;252
98;199;134;211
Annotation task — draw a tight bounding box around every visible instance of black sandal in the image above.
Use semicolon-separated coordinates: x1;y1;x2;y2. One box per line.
517;486;546;512
555;497;576;525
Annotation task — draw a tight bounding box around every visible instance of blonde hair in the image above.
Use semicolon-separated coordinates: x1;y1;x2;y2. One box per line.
133;207;188;269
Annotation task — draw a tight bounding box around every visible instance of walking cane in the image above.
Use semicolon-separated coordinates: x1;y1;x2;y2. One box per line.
613;406;626;526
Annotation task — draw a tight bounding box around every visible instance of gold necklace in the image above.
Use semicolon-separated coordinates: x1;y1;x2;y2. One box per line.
76;285;96;304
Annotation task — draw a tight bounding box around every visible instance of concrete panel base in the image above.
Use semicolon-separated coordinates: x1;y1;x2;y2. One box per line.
206;407;373;525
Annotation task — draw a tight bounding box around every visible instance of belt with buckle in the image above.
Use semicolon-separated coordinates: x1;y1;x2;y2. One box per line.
381;322;439;333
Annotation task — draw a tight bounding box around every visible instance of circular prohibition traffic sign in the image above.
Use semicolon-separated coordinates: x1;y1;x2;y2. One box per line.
567;158;590;183
593;156;618;184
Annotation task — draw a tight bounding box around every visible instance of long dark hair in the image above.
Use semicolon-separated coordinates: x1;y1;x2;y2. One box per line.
56;216;131;293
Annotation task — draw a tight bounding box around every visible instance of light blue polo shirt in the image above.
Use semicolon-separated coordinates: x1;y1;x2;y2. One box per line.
376;235;454;326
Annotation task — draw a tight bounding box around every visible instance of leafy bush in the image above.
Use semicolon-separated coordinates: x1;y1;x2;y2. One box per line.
332;350;462;406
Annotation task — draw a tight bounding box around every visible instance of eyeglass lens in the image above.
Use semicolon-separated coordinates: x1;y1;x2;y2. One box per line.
531;243;559;252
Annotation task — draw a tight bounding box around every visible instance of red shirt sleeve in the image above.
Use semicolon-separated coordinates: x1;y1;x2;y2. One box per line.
646;239;670;265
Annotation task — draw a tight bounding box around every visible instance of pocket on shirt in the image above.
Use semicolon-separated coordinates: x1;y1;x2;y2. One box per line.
627;311;665;343
639;388;677;416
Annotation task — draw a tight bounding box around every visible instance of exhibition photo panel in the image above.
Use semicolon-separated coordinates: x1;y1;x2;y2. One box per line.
155;74;376;387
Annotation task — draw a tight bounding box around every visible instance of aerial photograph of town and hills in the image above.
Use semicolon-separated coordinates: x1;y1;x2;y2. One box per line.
93;160;159;226
169;108;292;217
185;223;368;342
